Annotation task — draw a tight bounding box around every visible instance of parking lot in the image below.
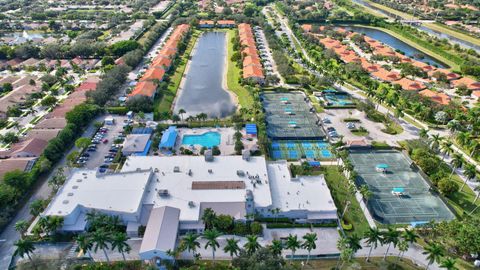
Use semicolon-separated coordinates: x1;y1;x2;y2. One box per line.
78;115;128;170
253;26;282;84
319;108;417;144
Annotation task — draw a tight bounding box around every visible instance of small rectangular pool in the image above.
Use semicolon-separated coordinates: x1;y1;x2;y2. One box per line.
181;132;221;148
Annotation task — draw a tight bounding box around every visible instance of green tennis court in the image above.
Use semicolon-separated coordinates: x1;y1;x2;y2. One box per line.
349;149;455;224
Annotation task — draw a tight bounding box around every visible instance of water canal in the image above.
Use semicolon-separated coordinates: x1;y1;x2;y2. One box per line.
344;25;447;68
173;31;236;118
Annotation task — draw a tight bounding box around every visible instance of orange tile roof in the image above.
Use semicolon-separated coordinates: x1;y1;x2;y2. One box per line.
451;77;480;90
141;67;166;82
243;55;262;67
199;20;214;25
217;20;235;25
371;68;401;82
419;89;451;105
129;81;157;98
393;78;426;91
152;56;172;70
301;24;312;32
428;69;461;80
243;65;264;79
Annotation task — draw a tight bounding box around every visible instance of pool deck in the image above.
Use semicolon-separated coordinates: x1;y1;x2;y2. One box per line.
171;127;258;156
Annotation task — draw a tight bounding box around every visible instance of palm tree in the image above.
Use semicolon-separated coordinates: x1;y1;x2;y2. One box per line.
422;242;444;270
449;154;463;180
359;185;373;211
440;257;458;270
76;234;94;260
111;232;130;261
395;240;409;265
461;163;476;191
402;229;419;245
364;227;382;262
285;234;301;261
347;234;363;259
201;208;217;230
473;185;480;204
244;235;261;255
203;229;221;262
224;238;240;259
269;239;283;256
182;233;200;260
15;220;29;238
302;233;317;265
92;229;112;263
382;227;400;260
419;128;429;139
429;134;443;152
178;109;186;121
468;139;479;158
440;141;453;161
13;238;36;262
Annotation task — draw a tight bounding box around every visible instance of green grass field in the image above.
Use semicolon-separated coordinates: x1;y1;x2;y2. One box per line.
226;29;253;109
323;166;370;236
424;22;480;47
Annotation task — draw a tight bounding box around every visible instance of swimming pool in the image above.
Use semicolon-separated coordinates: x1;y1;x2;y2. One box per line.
181;132;221;148
324;94;355;106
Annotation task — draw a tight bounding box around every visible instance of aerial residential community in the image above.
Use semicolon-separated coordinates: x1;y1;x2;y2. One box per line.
0;0;480;270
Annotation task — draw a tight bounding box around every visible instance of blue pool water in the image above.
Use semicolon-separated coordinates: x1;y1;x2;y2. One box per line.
182;132;221;148
325;94;354;106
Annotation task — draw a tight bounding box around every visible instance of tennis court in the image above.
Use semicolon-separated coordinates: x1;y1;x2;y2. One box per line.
349;149;455;224
262;92;325;140
270;140;333;160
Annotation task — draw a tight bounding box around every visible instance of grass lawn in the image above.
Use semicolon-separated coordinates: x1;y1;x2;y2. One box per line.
444;174;480;217
304;257;423;270
363;0;416;20
323;166;370;236
155;31;200;116
356;25;460;70
424;22;480;47
351;129;369;136
226;29;253;109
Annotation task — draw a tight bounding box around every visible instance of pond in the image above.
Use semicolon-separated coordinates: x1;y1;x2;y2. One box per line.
344;26;447;68
173;31;236;118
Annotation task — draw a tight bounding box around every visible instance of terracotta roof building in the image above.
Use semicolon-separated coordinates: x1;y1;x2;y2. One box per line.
419;89;451;105
129;81;157;99
451;77;480;90
393;78;426;91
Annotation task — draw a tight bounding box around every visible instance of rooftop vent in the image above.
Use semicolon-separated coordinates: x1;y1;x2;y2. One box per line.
67;193;74;196
187;169;192;176
173;166;180;173
208;169;213;174
188;201;195;208
154;168;159;173
237;170;245;177
72;185;79;189
62;200;69;204
76;179;82;182
158;189;169;197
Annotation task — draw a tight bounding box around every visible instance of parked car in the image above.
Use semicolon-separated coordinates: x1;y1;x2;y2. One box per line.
102;139;109;143
323;118;331;124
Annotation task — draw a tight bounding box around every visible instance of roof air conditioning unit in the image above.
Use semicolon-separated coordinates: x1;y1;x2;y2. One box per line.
158;189;169;197
188;201;195;208
173;166;180;173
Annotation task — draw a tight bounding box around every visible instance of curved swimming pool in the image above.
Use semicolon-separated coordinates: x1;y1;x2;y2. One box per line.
181;132;221;148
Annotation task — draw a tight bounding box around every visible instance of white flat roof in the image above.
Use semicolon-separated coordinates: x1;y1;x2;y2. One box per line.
267;161;337;214
44;169;152;217
121;156;273;222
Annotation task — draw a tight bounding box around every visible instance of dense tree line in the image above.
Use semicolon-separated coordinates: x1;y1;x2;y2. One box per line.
86;64;131;105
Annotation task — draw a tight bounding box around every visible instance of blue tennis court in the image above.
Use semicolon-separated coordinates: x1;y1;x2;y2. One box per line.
269;140;334;160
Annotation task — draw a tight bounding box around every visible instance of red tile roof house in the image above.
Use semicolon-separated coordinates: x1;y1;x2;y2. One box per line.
243;65;264;84
419;89;451;105
371;68;401;82
301;24;313;32
128;81;157;99
428;69;461;81
199;20;215;28
0;157;36;180
393;78;427;91
141;68;166;82
451;77;480;90
151;56;172;71
217;20;236;28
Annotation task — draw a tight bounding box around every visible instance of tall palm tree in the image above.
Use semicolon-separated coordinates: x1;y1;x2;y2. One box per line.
302;233;317;265
461;163;476;191
468;140;479;158
359;185;373;211
201;208;217;230
382;227;400;260
402;229;419;245
440;257;458;270
111;232;130;261
422;242;444;270
396;240;409;264
269;239;283;256
440;141;453;161
347;234;363;259
203;229;221;262
13;238;36;262
364;227;382;262
244;235;261;255
14;220;29;238
182;233;200;260
224;238;240;259
429;134;443;152
473;185;480;204
92;229;112;263
285;234;301;261
419;128;429;139
449;154;463;180
76;234;94;260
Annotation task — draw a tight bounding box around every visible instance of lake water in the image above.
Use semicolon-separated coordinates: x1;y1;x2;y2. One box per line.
174;31;236;118
344;25;447;68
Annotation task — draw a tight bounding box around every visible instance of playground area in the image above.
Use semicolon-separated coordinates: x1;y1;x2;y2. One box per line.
270;140;333;160
262;92;325;140
349;149;455;224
